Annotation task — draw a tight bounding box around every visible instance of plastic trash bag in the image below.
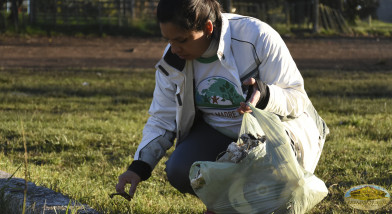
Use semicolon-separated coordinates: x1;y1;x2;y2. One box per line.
189;105;328;214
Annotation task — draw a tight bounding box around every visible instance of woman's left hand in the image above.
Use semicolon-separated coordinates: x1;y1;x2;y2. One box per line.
237;78;261;114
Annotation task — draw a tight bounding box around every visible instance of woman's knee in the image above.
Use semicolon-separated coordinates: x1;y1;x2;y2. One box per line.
165;155;195;194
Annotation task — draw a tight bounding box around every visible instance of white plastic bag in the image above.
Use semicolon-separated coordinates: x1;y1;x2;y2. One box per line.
189;105;328;213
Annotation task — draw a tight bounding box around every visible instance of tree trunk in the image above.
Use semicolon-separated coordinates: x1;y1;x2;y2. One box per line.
0;0;5;31
313;0;319;33
11;0;19;31
116;0;121;27
29;0;36;24
225;0;232;13
284;2;290;26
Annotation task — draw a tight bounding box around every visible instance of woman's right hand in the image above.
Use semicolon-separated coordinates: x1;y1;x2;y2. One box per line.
237;78;261;114
115;170;141;199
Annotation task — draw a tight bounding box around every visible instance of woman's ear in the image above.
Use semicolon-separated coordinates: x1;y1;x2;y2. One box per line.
205;20;214;36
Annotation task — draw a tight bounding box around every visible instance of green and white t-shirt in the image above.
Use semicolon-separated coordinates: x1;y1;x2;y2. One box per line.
193;40;246;138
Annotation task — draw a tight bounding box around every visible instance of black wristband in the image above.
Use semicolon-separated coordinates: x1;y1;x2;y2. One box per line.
127;160;152;181
244;80;270;110
256;85;270;110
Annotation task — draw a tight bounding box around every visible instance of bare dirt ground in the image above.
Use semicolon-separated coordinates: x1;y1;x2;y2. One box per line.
0;36;391;71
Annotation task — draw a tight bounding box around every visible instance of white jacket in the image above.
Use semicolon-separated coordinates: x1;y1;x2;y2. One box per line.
133;13;329;173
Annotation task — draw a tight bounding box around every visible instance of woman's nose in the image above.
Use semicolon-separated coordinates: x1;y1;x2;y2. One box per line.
171;44;181;55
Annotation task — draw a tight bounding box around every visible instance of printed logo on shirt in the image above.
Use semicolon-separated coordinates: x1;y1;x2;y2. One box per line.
195;76;244;108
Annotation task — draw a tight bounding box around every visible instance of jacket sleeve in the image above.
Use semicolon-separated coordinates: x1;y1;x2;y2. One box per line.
129;130;175;180
130;55;177;180
255;24;310;118
130;46;184;180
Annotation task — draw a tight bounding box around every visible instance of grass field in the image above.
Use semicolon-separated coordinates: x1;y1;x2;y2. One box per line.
0;67;391;213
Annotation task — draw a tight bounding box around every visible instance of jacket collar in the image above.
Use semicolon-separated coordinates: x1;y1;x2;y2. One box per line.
216;13;236;71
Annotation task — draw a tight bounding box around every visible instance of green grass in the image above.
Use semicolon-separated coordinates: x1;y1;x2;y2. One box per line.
352;19;392;37
0;67;391;213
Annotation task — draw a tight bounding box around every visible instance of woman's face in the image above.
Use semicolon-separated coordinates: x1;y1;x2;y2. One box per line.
160;22;211;60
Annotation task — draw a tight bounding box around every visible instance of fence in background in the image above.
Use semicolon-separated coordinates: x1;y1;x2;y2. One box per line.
29;0;159;26
0;0;351;35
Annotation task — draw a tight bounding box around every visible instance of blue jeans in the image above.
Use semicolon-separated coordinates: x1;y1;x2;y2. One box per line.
165;118;235;195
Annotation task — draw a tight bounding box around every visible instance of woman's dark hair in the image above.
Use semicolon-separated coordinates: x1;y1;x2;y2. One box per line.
157;0;222;38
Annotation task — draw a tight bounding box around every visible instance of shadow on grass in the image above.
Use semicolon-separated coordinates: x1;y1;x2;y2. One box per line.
369;177;392;188
7;86;153;99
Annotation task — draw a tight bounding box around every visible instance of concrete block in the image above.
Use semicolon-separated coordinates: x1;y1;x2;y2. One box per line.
0;170;99;214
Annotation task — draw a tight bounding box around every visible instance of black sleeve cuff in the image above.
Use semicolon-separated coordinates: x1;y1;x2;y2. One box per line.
256;85;270;110
127;160;152;181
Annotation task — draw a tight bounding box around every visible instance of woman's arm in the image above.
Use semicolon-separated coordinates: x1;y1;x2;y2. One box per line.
256;24;310;118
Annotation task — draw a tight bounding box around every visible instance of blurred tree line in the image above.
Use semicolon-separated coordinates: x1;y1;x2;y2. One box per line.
0;0;382;36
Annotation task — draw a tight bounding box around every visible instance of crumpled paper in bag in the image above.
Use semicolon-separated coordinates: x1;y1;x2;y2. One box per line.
189;105;328;214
